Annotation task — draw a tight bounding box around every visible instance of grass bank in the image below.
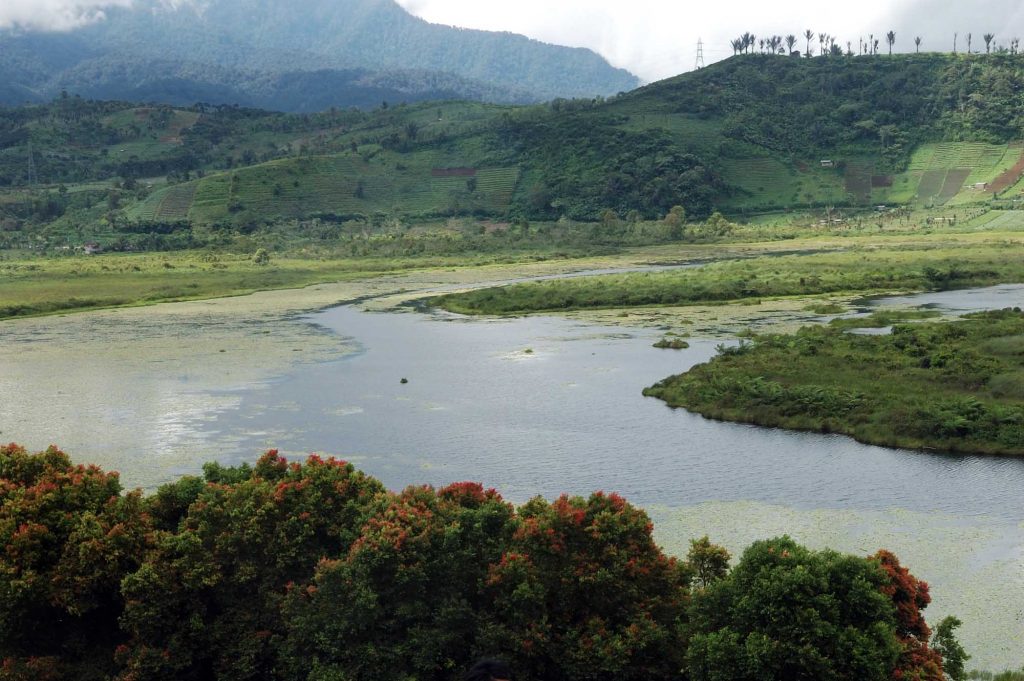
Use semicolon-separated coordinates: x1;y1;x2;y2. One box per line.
0;249;591;320
431;237;1024;315
643;309;1024;456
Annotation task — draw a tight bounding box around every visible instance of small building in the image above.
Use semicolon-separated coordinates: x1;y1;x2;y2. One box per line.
973;182;989;190
82;242;103;255
820;159;835;168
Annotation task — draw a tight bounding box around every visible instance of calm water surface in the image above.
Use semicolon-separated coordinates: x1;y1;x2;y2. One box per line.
5;279;1024;667
199;285;1024;519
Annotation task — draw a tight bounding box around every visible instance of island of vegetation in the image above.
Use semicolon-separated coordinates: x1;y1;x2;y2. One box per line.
429;245;1024;315
0;444;973;681
644;309;1024;456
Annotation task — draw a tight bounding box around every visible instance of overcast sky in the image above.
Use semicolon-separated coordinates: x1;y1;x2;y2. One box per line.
398;0;900;80
3;0;1023;82
398;0;1024;81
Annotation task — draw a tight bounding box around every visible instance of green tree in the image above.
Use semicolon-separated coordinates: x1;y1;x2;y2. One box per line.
664;205;687;240
685;536;730;589
687;537;903;681
931;616;969;681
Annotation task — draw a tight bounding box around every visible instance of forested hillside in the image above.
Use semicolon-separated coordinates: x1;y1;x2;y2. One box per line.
5;52;1024;251
0;0;639;110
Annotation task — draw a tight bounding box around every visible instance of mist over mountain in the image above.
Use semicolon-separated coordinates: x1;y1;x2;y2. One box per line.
0;0;639;111
881;0;1024;52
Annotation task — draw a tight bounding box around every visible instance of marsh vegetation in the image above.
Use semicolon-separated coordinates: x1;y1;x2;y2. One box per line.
644;309;1024;455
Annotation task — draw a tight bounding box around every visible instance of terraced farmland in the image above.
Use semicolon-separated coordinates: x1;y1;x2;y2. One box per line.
971;210;1024;230
719;156;849;211
720;158;798;210
902;142;1020;205
180;154;521;222
155;184;197;220
843;162;873;203
190;175;231;222
125;188;166;221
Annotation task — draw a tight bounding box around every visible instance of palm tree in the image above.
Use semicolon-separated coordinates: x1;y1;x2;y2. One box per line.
804;29;814;57
786;34;797;54
915;36;922;53
886;31;896;55
731;38;743;55
967;33;972;53
819;32;826;55
869;34;875;54
984;33;995;53
847;40;853;56
874;38;880;55
953;32;958;54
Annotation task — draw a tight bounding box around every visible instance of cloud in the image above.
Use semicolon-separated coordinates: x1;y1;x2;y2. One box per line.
396;0;894;81
398;0;1024;80
881;0;1024;52
0;0;137;31
0;0;201;32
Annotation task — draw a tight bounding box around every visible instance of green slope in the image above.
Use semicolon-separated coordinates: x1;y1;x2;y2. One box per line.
8;52;1024;244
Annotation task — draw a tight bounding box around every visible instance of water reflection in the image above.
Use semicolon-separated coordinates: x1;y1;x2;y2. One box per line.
198;297;1024;521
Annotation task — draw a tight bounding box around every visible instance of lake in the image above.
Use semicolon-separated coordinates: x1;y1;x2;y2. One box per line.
2;278;1023;669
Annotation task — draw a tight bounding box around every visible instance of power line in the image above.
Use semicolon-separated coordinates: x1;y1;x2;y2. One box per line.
695;38;706;70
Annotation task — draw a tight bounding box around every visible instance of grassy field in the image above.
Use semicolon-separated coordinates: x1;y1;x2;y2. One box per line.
432;234;1024;315
643;310;1024;456
0;253;410;319
0;229;643;320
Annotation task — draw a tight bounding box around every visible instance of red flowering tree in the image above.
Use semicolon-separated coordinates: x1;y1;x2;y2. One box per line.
874;550;944;681
116;450;384;681
281;481;516;681
0;444;152;681
479;492;691;681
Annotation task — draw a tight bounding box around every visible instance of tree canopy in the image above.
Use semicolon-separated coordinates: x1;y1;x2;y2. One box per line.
0;444;953;681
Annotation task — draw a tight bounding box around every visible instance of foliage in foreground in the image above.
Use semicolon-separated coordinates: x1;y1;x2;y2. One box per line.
1;445;954;680
644;309;1024;455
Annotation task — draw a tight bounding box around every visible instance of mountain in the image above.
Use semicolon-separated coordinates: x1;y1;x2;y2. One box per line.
0;0;640;111
5;51;1024;251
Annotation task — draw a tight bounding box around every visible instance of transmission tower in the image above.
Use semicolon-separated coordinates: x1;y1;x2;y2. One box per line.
27;141;38;187
695;38;706;70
